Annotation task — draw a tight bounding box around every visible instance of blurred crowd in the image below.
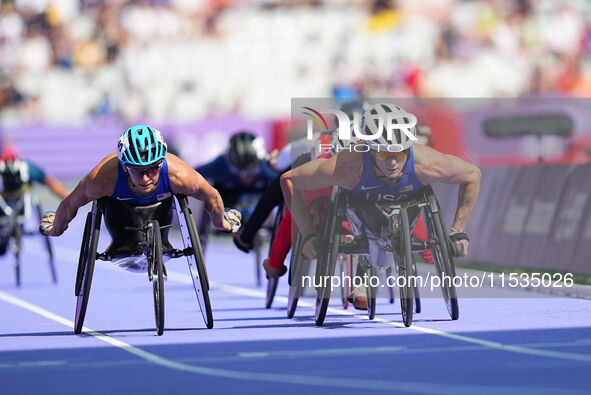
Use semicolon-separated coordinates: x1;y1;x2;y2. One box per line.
1;0;591;126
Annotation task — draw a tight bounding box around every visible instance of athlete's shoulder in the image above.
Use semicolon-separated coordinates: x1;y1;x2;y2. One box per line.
91;153;119;179
331;150;362;186
413;144;447;167
81;153;119;199
335;149;362;170
166;153;199;191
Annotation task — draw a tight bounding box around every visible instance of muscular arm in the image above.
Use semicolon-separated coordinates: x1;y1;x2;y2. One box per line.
168;154;233;231
415;145;482;231
280;151;359;238
47;155;117;236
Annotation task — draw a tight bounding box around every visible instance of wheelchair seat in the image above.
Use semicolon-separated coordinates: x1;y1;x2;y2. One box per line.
100;197;173;267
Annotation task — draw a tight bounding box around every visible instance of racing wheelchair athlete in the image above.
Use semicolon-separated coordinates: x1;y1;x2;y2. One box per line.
0;148;69;286
281;103;481;327
40;126;241;335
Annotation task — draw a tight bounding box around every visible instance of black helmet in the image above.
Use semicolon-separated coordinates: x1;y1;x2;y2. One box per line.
226;131;266;175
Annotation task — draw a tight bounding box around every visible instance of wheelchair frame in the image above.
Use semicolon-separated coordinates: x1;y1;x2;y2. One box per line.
73;194;213;335
0;190;56;287
288;184;458;327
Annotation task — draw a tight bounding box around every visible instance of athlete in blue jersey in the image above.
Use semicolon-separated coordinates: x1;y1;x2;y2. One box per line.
195;131;278;213
40;126;240;237
0;148;69;255
281;103;481;261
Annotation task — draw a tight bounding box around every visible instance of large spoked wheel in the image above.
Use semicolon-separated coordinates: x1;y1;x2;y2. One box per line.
75;213;92;296
411;257;421;314
150;220;165;336
393;208;413;327
36;204;57;284
428;208;459;320
74;204;101;334
287;232;308;318
265;205;285;306
364;257;377;320
315;230;339;326
178;196;214;329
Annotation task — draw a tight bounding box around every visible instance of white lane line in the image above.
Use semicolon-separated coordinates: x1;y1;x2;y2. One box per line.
238;346;408;359
0;290;583;395
211;279;591;363
41;245;591;363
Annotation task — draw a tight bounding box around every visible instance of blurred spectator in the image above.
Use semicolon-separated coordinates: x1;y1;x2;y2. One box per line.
0;0;591;125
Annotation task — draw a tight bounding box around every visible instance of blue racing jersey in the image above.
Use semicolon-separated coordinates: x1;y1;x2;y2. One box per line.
349;148;424;202
111;160;173;205
195;155;278;193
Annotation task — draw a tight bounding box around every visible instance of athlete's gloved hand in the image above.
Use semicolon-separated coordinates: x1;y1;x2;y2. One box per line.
449;232;469;257
224;208;241;233
39;211;56;235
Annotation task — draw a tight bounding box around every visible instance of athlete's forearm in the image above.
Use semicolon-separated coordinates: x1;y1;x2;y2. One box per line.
52;197;79;236
280;173;315;237
452;170;481;231
203;190;226;229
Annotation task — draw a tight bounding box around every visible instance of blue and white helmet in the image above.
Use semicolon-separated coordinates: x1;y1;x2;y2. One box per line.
117;125;167;166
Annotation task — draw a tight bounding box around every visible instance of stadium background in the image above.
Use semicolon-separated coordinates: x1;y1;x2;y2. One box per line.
1;3;591;394
3;0;591;275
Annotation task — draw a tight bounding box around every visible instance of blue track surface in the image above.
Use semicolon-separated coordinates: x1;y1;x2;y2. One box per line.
1;212;590;394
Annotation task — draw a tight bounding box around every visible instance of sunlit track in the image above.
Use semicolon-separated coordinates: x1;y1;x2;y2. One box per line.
1;215;590;394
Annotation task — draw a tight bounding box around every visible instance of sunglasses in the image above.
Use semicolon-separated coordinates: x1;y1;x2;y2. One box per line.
374;149;409;161
125;162;162;177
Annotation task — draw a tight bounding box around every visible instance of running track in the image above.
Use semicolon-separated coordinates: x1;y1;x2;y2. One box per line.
1;211;590;394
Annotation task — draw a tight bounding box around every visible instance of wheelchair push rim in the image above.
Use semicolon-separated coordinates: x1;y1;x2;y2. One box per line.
176;196;214;329
75;202;101;334
150;220;165;336
393;207;414;328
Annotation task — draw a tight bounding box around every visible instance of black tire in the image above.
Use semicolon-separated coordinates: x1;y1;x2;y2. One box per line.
180;197;214;329
365;257;377;320
14;225;22;287
74;205;101;334
386;266;395;304
265;276;279;309
287;232;306;319
264;205;284;296
151;220;165;336
411;257;421;314
393;207;413;327
75;213;92;296
428;209;459;320
254;232;262;287
44;235;57;284
36;204;57;284
315;231;339;326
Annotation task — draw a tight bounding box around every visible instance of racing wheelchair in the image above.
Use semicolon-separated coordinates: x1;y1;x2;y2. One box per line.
0;189;56;287
74;194;212;335
290;184;462;327
197;195;273;287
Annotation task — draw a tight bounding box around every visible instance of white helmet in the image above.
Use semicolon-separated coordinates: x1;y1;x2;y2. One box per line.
361;103;417;151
